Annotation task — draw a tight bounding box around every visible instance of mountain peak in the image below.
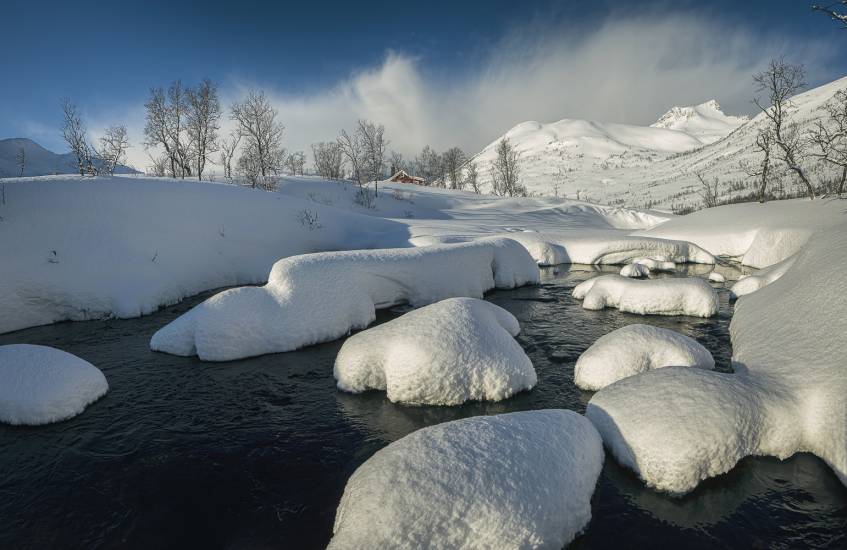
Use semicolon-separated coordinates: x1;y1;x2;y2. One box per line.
650;100;748;144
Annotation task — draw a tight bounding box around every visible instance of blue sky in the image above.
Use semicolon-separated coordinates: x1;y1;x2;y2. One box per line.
2;0;845;166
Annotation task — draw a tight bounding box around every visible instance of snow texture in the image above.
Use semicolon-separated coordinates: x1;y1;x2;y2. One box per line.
0;344;108;425
574;324;714;391
151;239;539;361
632;257;676;271
708;271;726;283
328;410;604;549
620;263;650;278
573;275;719;317
334;298;535;405
730;256;796;298
587;222;847;494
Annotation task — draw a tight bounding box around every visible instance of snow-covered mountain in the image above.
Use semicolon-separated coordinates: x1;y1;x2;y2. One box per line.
650;100;748;144
473;76;847;210
0;138;138;177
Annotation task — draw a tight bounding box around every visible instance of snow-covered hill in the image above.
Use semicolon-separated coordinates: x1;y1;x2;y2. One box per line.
473;76;847;210
0;138;138;177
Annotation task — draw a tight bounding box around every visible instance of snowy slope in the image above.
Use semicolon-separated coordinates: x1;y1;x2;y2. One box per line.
473;76;847;209
0;138;137;177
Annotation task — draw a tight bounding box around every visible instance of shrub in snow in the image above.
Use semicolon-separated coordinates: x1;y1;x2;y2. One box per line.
730;255;796;298
620;263;650;278
632;257;676;271
334;298;536;405
500;232;714;266
328;410;604;549
573;275;718;317
0;344;108;425
574;324;714;391
586;223;847;495
708;271;726;283
151;238;539;361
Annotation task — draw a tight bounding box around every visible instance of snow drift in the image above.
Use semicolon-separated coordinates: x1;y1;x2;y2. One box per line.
0;344;108;425
334;298;535;405
587;222;847;494
328;410;604;549
573;275;718;317
151;239;539;361
574;324;714;391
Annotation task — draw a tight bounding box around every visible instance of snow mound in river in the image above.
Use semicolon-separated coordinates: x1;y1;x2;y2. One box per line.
328;410;604;549
575;324;714;391
586;222;847;494
573;275;718;317
334;298;535;405
151;238;539;361
620;263;651;278
0;344;108;425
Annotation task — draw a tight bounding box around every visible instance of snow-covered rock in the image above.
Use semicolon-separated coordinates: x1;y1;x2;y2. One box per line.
334;298;535;405
151;239;539;361
586;222;847;494
632;257;676;272
730;255;796;298
708;271;726;283
328;410;604;549
620;263;650;278
500;232;714;266
574;324;714;391
573;275;718;317
0;344;108;425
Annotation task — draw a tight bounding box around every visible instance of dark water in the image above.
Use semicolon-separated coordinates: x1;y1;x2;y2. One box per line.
1;266;845;549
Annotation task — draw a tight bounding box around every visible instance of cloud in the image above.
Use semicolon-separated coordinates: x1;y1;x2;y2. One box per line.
116;10;838;171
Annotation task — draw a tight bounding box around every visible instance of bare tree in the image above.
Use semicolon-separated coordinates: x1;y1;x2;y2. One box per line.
311;141;345;180
97;125;130;175
813;1;847;26
357;119;388;196
741;128;775;202
231;90;286;187
490;138;524;197
15;147;26;177
144;83;191;178
810;88;847;195
696;173;720;208
285;151;306;175
337;128;365;185
186;78;221;181
388;150;405;175
442;147;466;190
218;131;241;182
60;98;96;176
416;145;441;185
753;59;816;198
148;154;168;177
464;160;480;193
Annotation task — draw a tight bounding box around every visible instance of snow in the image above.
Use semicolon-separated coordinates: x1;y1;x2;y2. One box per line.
650;100;748;144
632;257;676;271
151;239;539;361
586;221;847;495
334;298;535;405
574;324;714;391
0;344;108;425
730;255;796;298
328;410;604;549
573;275;719;317
620;263;650;278
708;271;726;283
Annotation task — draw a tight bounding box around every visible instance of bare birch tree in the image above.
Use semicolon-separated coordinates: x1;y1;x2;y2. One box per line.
15;147;26;177
337;128;365;185
97;125;130;175
810;89;847;195
285;151;306;175
231;90;285;187
741;128;775;202
60;98;96;176
357;119;388;196
464;160;480;193
696;172;720;208
218;131;241;182
753;59;816;198
813;1;847;26
311;141;345;180
490;138;524;196
442;147;466;190
144;83;190;178
186;78;221;181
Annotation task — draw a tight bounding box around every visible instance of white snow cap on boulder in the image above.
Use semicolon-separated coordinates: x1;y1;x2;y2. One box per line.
620;263;650;278
573;275;718;317
633;257;676;272
334;298;535;405
586;223;847;495
328;410;604;549
151;239;539;361
0;344;108;425
574;324;714;391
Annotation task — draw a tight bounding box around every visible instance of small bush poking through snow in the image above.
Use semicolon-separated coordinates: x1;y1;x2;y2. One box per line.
573;275;719;317
574;324;714;391
328;410;604;549
334;298;536;405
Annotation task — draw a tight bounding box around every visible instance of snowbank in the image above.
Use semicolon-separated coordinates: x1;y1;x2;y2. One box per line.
498;232;714;266
334;298;535;405
573;275;718;317
730;255;796;298
620;263;650;278
151;239;539;361
708;271;726;283
633;257;676;271
574;324;714;391
0;344;108;425
328;410;604;549
587;222;847;494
